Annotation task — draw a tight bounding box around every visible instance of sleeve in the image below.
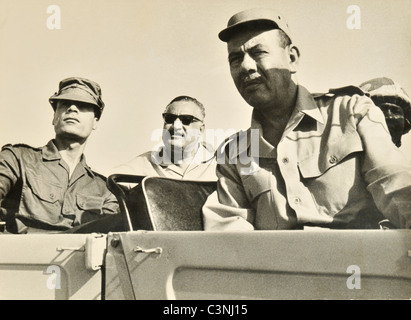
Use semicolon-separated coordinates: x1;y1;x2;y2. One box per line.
92;170;120;216
0;147;21;218
101;190;120;215
202;152;255;231
354;95;411;228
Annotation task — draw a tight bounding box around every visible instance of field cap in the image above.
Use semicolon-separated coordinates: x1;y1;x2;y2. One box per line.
359;77;411;133
49;77;105;118
218;8;292;42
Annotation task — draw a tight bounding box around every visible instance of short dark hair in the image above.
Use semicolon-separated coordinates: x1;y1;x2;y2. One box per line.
277;29;292;48
164;95;206;119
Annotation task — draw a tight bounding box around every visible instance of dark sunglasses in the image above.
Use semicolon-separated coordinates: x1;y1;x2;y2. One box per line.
162;113;202;125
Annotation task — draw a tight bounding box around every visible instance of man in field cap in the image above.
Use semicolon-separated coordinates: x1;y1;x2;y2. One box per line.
202;8;411;230
49;77;105;119
0;77;119;234
218;7;294;44
359;77;411;147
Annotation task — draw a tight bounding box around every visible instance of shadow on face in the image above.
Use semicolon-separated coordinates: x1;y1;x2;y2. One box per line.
227;29;299;110
52;100;99;141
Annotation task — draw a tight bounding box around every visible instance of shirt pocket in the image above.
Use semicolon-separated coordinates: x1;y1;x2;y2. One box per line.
298;130;363;178
76;194;104;215
26;171;62;203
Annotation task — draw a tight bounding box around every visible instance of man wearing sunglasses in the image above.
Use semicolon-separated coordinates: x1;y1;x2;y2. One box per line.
111;95;216;181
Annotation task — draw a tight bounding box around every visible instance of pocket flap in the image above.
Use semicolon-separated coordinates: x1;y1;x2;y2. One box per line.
298;131;363;178
26;172;62;203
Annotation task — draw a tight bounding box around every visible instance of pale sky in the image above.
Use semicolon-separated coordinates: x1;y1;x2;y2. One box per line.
1;0;410;175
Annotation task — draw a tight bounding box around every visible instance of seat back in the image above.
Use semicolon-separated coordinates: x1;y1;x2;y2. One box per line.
107;174;217;231
64;174;145;234
106;174;146;231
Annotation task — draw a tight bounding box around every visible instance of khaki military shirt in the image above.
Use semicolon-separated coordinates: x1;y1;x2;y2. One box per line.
111;143;217;181
0;140;119;233
203;85;411;230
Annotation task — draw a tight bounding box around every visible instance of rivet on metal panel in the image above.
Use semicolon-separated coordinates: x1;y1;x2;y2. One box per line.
111;238;120;248
134;246;162;254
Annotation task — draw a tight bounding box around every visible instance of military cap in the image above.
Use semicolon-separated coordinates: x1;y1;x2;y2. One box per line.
49;77;105;118
218;8;293;42
359;77;411;133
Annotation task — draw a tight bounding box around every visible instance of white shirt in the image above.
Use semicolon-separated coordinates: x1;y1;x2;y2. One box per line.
110;142;217;181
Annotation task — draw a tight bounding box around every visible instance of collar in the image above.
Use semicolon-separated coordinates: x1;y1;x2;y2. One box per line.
229;85;323;159
41;140;61;161
248;120;276;158
151;142;215;168
41;139;94;177
249;85;324;130
292;85;324;125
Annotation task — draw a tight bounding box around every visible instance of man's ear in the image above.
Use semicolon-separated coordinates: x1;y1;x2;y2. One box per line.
93;117;99;130
51;112;57;126
288;45;300;74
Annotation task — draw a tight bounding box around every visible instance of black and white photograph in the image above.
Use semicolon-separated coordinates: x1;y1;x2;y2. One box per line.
0;0;410;303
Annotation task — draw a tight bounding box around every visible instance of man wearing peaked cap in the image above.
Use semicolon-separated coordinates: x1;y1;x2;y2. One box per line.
0;77;119;234
218;7;293;43
202;8;411;230
359;77;411;148
49;77;105;119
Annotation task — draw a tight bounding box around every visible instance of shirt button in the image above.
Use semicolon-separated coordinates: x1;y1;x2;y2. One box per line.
329;155;338;164
282;158;289;164
293;197;301;204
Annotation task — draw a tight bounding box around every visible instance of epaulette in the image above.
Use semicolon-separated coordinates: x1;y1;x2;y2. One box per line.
91;170;108;181
1;143;39;151
328;85;367;96
1;144;12;151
